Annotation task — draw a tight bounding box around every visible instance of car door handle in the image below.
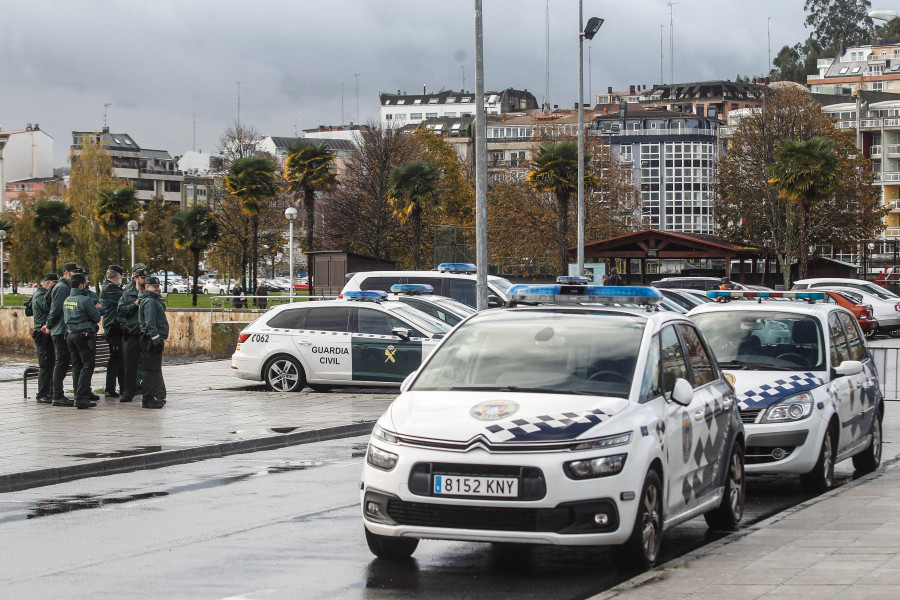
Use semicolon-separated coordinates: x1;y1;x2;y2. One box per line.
694;409;705;421
723;397;733;410
298;340;311;346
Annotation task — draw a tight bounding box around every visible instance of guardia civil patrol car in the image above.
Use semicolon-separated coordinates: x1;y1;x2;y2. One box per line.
382;284;476;326
361;283;745;569
690;291;883;493
231;292;451;392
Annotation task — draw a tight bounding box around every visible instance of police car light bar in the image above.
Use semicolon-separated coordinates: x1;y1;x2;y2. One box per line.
508;284;663;305
706;290;825;304
390;283;434;295
438;263;477;274
556;276;591;285
343;290;388;302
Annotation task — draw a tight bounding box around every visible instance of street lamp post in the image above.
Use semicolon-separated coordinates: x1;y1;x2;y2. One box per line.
0;229;7;308
285;207;298;299
127;220;139;269
868;242;876;280
0;137;7;215
474;0;488;310
577;8;604;276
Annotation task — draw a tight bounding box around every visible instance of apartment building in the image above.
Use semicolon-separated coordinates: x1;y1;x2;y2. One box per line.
379;88;538;129
0;124;54;211
808;39;900;94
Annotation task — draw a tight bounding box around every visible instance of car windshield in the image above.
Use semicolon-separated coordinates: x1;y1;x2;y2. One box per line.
387;305;451;335
489;277;514;294
433;297;477;315
410;310;646;398
692;311;825;371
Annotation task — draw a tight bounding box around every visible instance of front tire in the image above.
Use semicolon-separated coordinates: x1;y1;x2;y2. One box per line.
263;355;306;392
704;443;745;531
365;527;418;559
614;469;663;571
800;427;835;493
853;411;883;473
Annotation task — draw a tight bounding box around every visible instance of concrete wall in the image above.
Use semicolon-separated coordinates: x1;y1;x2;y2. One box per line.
0;307;261;356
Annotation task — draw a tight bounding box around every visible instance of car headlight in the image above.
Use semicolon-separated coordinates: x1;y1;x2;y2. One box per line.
366;444;399;471
565;454;627;479
372;424;399;444
571;431;632;451
763;392;814;423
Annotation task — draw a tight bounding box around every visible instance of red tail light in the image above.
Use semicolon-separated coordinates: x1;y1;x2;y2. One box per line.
237;333;250;343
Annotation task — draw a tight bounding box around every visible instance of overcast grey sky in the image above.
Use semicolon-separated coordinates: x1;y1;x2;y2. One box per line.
1;0;811;167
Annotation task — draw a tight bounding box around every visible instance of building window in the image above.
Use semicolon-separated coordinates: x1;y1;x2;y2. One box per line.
385;114;392;120
198;188;207;197
619;145;633;163
187;187;194;198
425;112;438;118
410;113;423;119
413;99;422;104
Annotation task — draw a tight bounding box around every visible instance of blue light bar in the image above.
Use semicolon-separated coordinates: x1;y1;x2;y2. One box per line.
390;283;434;295
343;290;388;302
508;284;664;305
438;263;477;274
556;276;591;285
706;290;825;301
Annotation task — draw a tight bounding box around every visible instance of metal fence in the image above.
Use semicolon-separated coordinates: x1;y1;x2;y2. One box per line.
870;347;900;401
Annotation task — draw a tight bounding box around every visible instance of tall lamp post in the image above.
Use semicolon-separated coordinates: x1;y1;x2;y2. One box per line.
0;137;7;214
577;8;604;275
868;242;876;280
285;207;298;299
0;229;7;308
127;220;139;269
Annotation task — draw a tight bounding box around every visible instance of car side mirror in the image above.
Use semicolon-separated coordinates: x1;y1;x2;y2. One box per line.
400;370;417;393
670;378;694;406
392;327;410;340
833;360;863;377
487;296;503;309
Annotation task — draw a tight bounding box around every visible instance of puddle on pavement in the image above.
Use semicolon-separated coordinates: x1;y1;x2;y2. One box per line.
267;460;323;474
27;491;169;519
67;446;163;459
351;443;367;459
229;427;301;436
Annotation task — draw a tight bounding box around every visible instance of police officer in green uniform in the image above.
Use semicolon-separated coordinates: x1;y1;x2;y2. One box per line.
100;265;125;398
63;273;101;409
43;262;77;407
76;268;102;402
138;276;167;409
118;264;148;403
31;273;58;403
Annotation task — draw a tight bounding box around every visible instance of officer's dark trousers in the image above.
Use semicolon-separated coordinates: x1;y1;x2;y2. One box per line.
51;333;70;401
140;336;166;401
32;329;55;400
67;330;96;403
122;331;142;399
104;328;124;394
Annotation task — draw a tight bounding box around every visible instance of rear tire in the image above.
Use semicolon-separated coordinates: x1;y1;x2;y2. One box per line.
704;443;745;531
263;355;306;392
365;527;418;559
614;469;663;571
800;427;835;493
853;411;883;473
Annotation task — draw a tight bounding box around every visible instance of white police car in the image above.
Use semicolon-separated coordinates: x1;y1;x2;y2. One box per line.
231;292;451;392
381;284;476;326
690;291;883;492
361;283;745;568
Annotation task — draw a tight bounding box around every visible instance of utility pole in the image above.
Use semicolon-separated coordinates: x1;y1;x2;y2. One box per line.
353;73;361;123
668;3;676;86
192;114;196;151
474;0;488;310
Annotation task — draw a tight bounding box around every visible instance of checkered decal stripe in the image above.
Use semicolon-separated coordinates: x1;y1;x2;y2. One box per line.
484;409;607;442
738;373;824;410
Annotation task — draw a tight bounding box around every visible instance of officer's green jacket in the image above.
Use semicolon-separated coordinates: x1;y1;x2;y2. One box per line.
100;280;124;331
63;288;101;334
139;290;169;341
118;281;144;334
31;285;52;330
45;277;72;336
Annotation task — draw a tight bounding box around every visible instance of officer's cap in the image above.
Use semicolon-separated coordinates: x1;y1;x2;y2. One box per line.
42;273;59;282
63;262;78;272
108;265;124;275
133;267;149;277
70;273;86;286
132;263;147;273
145;276;161;285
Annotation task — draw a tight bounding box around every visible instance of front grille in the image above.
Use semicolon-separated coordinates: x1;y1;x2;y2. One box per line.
740;409;763;424
408;462;546;500
385;498;618;534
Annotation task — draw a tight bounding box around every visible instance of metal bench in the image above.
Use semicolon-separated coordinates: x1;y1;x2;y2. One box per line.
23;333;112;399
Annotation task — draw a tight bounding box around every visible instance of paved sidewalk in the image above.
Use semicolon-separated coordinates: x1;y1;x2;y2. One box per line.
596;463;900;600
1;360;395;492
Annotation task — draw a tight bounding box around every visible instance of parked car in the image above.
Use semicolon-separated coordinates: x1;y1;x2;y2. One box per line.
792;277;900;300
658;288;713;311
818;286;900;336
816;290;878;338
653;276;752;291
203;280;234;295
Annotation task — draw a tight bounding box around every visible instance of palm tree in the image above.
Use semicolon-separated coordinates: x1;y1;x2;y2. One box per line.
225;156;277;288
283;141;337;254
95;186;141;265
32;200;75;273
527;141;598;274
768;137;840;280
172;206;219;307
388;160;441;270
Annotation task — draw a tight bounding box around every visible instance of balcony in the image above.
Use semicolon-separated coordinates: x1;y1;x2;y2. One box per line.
835;120;856;129
593;127;717;138
883;172;900;182
718;126;735;136
861;119;883;128
883;227;900;239
887;119;900;127
887;145;900;156
872;145;883;157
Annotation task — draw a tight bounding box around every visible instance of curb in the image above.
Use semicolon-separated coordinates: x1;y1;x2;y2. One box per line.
590;462;895;599
0;421;375;494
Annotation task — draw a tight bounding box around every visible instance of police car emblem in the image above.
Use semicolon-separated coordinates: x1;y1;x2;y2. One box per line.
470;400;520;421
724;372;736;386
682;411;692;463
384;346;396;363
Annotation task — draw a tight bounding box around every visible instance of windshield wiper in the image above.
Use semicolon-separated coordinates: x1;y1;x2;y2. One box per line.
449;385;598;395
718;360;793;371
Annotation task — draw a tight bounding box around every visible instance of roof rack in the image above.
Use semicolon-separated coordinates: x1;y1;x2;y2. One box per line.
706;290;825;304
506;284;663;308
390;283;434;295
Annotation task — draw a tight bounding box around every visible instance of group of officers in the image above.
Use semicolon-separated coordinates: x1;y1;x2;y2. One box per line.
30;262;169;409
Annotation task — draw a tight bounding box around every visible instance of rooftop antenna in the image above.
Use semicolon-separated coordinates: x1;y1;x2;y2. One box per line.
341;82;345;125
103;103;111;128
767;17;772;78
544;0;551;111
192;113;196;151
668;2;676;86
588;45;592;107
660;24;664;85
461;65;466;91
354;73;361;123
236;81;241;128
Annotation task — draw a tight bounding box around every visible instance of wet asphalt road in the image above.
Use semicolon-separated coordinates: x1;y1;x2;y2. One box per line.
0;435;862;600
